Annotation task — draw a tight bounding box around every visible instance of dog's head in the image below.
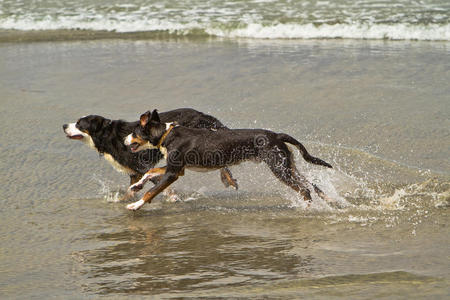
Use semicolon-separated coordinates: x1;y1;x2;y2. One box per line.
63;115;111;149
124;110;166;153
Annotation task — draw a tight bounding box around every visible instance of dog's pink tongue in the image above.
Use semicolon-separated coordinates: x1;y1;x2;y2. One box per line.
130;143;140;152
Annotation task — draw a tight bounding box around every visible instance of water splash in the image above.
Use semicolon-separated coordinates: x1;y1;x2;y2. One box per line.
92;174;124;203
184;186;209;202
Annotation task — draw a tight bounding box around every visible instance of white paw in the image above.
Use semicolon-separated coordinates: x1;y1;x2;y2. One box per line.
141;173;151;182
129;173;157;192
126;199;145;211
129;182;144;192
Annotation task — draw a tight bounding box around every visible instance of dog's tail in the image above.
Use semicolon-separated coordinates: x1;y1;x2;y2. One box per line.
277;133;333;168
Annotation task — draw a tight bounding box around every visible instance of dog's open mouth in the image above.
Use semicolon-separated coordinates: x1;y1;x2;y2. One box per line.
66;134;84;140
130;143;140;152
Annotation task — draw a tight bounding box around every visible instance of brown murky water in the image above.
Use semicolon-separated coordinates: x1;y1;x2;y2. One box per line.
0;39;449;298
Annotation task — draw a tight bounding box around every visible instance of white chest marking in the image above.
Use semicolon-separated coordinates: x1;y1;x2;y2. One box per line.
103;153;135;175
142;141;157;150
160;146;168;159
83;135;96;151
138;142;168;159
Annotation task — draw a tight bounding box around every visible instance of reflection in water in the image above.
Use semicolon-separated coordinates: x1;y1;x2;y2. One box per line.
69;178;449;296
77;207;316;295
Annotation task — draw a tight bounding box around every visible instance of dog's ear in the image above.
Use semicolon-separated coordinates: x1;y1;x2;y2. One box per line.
140;111;151;127
150;109;161;124
102;118;111;128
90;116;110;132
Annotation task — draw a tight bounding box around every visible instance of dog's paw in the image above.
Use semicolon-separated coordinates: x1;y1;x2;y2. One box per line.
230;179;238;190
130;182;144;192
126;199;145;211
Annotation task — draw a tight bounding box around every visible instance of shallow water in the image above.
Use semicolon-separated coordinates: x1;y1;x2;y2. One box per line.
1;0;449;40
0;39;449;298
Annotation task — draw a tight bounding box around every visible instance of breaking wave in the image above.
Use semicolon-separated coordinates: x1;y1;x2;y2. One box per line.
1;18;449;41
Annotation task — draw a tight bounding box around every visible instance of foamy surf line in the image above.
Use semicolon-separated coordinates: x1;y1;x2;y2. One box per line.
0;19;449;41
210;23;450;41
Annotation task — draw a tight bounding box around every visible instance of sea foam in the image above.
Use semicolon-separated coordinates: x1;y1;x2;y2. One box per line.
1;15;449;41
208;23;450;41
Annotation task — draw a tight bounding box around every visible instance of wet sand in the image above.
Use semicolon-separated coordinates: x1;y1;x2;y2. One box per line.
0;39;449;298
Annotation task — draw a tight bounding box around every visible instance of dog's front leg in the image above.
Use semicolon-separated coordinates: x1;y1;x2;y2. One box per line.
130;174;143;186
127;171;180;211
128;167;167;192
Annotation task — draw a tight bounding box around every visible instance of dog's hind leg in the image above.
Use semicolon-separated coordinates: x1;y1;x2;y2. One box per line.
264;146;312;202
290;165;336;204
220;167;238;190
265;154;311;202
269;164;312;202
311;183;335;203
289;164;334;203
267;143;334;204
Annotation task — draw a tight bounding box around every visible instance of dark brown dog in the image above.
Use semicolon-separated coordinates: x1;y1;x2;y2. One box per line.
124;110;332;210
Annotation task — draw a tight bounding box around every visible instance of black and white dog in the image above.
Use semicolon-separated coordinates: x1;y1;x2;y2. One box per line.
124;109;333;210
63;108;238;200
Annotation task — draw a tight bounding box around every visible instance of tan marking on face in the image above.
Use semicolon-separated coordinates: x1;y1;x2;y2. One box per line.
129;135;147;146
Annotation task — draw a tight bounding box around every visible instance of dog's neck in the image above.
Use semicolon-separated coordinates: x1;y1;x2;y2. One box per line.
142;122;177;151
156;122;177;148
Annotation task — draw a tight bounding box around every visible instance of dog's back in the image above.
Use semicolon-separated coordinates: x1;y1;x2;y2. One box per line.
160;108;228;130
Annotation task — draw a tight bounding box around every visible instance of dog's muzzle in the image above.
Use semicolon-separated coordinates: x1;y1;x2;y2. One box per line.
129;143;140;153
63;123;84;140
124;134;138;152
